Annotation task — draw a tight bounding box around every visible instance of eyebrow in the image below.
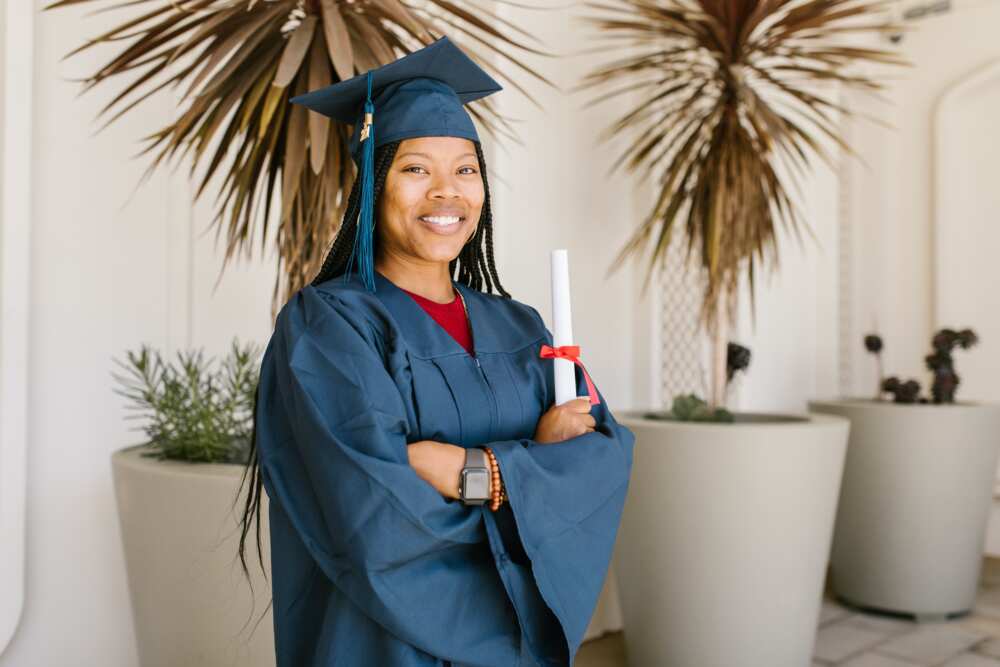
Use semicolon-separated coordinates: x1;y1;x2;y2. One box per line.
396;151;476;161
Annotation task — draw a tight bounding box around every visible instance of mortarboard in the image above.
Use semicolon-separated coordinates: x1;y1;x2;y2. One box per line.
290;35;503;292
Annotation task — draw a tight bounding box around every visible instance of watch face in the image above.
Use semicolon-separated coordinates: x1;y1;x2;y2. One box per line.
462;469;490;500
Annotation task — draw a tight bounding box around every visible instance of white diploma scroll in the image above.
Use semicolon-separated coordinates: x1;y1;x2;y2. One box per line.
550;249;585;405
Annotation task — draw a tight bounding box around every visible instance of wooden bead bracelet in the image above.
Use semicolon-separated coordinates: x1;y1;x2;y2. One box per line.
482;446;507;511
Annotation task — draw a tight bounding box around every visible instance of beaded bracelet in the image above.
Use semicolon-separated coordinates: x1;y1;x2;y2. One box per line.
482;447;507;511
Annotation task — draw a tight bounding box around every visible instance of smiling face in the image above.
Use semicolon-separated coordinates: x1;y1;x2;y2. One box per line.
375;136;484;271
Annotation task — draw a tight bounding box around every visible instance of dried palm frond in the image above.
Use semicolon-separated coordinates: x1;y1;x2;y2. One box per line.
44;0;555;316
579;0;907;329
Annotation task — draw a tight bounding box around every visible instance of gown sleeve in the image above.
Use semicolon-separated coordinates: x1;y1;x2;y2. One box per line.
256;286;514;662
481;304;636;665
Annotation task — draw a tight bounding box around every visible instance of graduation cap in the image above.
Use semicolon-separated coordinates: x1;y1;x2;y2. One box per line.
290;35;503;292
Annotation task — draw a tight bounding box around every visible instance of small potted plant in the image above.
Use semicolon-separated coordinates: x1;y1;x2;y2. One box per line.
110;340;275;667
810;328;1000;619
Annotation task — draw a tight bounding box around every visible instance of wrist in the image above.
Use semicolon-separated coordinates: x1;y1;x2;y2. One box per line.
457;447;491;505
450;445;465;499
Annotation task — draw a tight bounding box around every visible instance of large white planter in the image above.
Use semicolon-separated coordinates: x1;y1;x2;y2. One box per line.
112;445;274;667
808;399;1000;617
613;412;849;667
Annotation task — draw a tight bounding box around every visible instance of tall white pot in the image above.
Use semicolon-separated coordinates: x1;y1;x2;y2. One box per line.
112;445;274;667
809;399;1000;617
613;412;849;667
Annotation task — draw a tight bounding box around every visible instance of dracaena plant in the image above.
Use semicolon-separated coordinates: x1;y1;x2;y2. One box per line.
580;0;907;408
44;0;552;317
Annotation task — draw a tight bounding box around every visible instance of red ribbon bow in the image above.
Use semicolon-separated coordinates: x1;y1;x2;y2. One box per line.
539;344;601;406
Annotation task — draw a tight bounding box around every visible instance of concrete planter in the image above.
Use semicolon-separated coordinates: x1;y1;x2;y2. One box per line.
612;412;849;667
111;445;273;667
808;399;1000;618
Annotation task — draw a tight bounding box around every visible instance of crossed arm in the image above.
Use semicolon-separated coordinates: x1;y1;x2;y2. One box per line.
407;396;597;499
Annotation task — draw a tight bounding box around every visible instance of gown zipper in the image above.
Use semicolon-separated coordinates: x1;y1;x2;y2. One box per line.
460;289;498;439
473;356;499;439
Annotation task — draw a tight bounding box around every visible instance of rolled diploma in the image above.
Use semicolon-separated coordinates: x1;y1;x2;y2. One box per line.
551;249;585;405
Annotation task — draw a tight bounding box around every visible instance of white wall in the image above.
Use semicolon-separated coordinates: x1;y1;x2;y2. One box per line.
840;0;1000;398
488;7;646;415
0;2;277;665
733;101;844;414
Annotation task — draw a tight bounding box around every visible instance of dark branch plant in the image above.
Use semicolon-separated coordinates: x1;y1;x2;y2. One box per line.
874;328;978;404
43;0;555;317
579;0;907;407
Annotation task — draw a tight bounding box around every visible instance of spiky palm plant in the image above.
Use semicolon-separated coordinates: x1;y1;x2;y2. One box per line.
580;0;906;407
44;0;553;317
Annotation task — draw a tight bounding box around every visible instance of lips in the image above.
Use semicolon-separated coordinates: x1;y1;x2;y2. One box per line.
418;211;466;226
417;211;466;235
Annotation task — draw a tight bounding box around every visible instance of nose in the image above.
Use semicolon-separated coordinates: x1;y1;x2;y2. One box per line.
427;171;461;200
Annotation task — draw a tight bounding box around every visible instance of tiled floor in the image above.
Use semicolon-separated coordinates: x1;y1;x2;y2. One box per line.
574;560;1000;666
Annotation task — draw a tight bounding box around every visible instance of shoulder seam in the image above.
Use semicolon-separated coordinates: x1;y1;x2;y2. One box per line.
287;286;384;357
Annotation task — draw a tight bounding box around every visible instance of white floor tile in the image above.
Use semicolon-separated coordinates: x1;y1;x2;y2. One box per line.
842;613;919;637
821;598;853;625
977;587;1000;619
940;652;1000;667
839;652;922;667
876;625;988;665
976;638;1000;659
814;622;890;663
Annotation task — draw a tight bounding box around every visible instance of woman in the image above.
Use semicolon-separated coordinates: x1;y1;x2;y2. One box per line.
238;37;635;667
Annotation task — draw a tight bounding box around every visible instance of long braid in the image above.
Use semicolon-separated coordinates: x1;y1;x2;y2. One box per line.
478;141;506;297
237;138;510;619
311;141;399;286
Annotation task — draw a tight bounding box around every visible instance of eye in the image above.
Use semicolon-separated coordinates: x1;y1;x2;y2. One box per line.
403;165;428;174
459;166;478;175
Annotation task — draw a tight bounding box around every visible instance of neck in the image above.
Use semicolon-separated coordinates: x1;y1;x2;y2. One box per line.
375;253;455;303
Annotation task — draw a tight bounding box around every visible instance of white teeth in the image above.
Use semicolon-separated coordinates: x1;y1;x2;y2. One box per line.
420;216;461;225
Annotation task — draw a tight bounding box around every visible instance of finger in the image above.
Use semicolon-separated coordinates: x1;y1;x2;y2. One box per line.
583;415;597;428
568;397;592;413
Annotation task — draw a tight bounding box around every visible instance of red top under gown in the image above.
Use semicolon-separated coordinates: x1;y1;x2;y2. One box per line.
399;286;473;354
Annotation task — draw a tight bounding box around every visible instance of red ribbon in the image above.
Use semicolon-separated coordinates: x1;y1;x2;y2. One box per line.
539;344;601;406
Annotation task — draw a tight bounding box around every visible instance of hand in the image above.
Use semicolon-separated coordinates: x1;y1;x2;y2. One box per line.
406;440;466;500
532;397;597;444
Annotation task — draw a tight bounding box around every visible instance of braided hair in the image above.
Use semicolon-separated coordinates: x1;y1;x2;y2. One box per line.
235;137;508;612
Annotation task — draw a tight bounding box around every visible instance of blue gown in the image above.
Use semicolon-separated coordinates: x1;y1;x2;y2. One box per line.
255;269;635;667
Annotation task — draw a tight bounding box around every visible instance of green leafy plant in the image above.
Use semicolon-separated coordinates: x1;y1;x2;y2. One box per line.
648;393;735;423
671;393;735;422
112;339;262;463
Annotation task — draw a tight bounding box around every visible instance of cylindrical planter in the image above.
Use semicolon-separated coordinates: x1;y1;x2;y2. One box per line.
809;399;1000;617
613;412;849;667
112;444;274;667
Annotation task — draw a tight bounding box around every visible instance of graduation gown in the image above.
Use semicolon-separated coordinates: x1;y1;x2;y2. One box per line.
255;269;635;667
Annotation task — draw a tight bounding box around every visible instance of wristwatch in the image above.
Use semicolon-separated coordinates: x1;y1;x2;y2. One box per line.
459;447;491;505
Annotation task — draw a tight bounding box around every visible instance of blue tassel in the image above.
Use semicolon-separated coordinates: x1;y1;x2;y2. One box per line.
344;72;377;292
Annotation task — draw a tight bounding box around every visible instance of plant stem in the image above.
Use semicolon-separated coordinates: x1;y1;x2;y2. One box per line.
875;354;883;400
710;288;728;409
